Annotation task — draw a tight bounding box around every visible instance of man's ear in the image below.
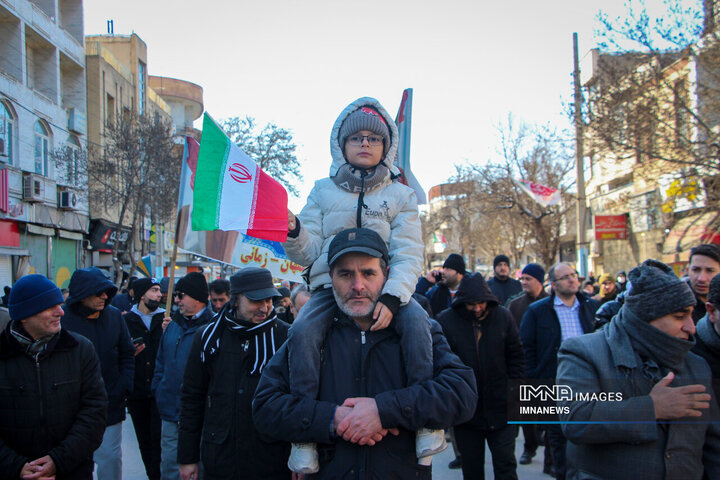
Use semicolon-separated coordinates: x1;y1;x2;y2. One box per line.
707;302;718;323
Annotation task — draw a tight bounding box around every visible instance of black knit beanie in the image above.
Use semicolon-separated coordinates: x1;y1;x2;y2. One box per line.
624;259;696;322
443;254;466;275
133;278;160;304
175;272;208;304
493;254;511;268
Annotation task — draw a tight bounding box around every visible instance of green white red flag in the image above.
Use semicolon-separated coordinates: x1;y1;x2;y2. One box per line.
192;113;288;242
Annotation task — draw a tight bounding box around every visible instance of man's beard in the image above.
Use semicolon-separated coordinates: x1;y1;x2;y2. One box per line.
144;299;161;311
333;289;378;319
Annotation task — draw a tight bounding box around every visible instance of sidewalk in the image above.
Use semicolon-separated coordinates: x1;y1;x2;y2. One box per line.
120;420;552;479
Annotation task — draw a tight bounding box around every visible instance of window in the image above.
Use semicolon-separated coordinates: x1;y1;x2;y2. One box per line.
34;121;50;175
0;101;16;165
65;134;81;186
138;61;146;115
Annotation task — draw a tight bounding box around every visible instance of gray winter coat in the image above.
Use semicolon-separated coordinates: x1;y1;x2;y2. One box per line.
556;319;720;480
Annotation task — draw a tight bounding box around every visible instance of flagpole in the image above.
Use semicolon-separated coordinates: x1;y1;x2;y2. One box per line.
164;242;178;317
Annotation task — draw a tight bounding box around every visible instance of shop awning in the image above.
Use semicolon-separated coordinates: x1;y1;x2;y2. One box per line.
662;211;720;264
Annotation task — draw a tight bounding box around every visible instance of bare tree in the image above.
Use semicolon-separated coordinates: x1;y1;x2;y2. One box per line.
588;0;720;208
88;112;178;284
424;117;575;269
221;116;302;196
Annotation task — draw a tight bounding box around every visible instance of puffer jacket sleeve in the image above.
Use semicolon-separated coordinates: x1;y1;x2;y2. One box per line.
48;337;108;475
283;183;325;267
374;320;477;430
252;344;338;444
381;187;423;304
0;439;27;478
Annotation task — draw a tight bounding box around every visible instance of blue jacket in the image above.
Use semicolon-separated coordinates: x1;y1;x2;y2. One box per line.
253;315;477;480
152;308;213;422
519;293;599;380
62;267;134;426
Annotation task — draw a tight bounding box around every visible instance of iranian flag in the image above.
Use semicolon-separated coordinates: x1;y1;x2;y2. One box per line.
515;179;561;207
192;113;288;243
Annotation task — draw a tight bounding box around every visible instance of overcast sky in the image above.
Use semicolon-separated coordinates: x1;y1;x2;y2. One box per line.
85;0;648;211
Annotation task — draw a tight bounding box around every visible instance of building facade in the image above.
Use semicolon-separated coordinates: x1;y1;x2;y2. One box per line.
0;0;88;289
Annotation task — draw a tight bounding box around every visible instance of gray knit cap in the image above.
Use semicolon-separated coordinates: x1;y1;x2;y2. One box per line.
624;259;696;322
338;106;390;152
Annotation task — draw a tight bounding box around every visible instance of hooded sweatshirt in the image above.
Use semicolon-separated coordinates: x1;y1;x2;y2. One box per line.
283;97;423;304
62;267;135;425
437;274;525;429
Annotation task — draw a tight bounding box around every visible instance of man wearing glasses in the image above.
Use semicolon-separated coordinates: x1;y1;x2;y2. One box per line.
152;272;213;480
519;262;600;480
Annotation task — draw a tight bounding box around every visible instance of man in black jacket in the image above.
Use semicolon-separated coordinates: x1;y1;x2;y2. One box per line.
437;273;524;480
178;267;290;480
62;267;135;480
506;263;549;468
487;254;522;306
0;274;107;479
124;278;165;480
253;228;477;479
415;253;466;316
519;262;600;480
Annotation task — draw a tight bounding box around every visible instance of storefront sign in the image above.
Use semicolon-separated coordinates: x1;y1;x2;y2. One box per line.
89;219;131;253
595;215;628;240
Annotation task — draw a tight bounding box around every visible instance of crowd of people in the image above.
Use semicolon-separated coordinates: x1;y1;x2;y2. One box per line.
1;95;720;480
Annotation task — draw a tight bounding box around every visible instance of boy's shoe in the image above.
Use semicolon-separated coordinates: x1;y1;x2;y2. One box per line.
416;428;447;458
448;457;463;469
288;443;319;474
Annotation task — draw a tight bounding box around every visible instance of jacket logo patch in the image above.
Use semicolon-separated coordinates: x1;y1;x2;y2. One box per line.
364;201;391;222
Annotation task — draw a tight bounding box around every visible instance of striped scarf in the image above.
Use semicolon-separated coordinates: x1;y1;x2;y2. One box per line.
200;306;280;375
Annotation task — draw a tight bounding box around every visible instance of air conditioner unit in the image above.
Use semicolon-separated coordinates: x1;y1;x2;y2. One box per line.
58;190;78;210
22;174;44;202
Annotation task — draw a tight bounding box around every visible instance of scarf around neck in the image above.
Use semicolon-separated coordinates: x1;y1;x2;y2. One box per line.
331;162;389;194
199;306;280;375
615;305;694;372
10;322;58;358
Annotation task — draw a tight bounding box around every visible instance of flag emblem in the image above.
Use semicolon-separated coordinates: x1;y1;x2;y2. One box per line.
229;163;252;184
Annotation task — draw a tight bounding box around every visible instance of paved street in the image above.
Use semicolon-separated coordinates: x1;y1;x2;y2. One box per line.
120;419;551;479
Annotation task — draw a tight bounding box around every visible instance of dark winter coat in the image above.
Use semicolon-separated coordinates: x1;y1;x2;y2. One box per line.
436;274;525;430
415;277;453;316
594;290;627;328
557;318;720;479
110;293;132;313
178;316;290;479
519;292;599;380
124;308;165;399
693;314;720;409
152;308;213;423
507;289;549;330
253;314;478;480
62;268;134;426
487;276;522;307
0;326;107;479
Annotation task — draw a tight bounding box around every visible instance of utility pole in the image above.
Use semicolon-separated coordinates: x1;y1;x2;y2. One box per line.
573;33;588;277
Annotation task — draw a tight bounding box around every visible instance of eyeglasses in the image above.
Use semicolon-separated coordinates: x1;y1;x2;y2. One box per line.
174;292;185;299
555;273;579;282
347;134;384;146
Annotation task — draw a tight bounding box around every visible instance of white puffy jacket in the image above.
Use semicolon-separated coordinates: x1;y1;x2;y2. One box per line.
283;97;423;303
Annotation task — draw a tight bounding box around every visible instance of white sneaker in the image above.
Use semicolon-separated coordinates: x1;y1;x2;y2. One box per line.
416;428;447;459
288;442;319;474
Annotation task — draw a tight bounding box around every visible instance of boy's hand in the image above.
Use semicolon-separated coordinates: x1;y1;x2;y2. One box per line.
370;303;394;331
288;209;297;231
